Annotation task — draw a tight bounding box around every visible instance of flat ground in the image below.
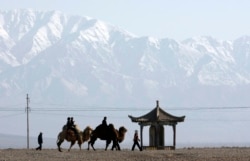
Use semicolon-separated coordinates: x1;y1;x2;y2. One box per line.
1;147;250;161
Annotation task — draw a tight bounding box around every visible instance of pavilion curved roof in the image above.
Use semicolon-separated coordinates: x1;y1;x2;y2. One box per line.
128;101;185;124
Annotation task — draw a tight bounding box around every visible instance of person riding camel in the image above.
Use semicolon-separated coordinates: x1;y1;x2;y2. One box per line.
66;117;71;129
102;116;107;126
70;117;75;128
65;117;79;139
101;116;108;131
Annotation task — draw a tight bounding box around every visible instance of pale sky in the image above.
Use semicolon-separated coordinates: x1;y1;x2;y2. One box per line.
1;0;250;146
1;0;250;41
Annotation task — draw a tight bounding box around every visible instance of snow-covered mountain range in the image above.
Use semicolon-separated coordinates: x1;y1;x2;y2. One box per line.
1;9;250;107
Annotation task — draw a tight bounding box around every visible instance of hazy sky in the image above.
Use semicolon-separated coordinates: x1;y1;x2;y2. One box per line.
1;0;250;147
1;0;250;40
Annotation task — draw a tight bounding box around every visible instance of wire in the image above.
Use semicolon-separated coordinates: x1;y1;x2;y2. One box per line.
0;112;25;118
1;104;250;122
1;105;250;112
0;103;25;108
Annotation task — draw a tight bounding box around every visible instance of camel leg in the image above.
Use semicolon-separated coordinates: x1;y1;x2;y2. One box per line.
111;140;120;151
88;136;97;151
105;142;108;151
78;138;83;150
57;139;64;152
116;142;121;151
91;141;96;151
78;141;82;150
111;143;114;150
87;141;90;150
68;140;76;152
105;140;111;151
88;139;96;151
111;140;116;150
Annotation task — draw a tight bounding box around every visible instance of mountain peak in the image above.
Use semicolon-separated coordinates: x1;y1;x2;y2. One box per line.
0;9;250;107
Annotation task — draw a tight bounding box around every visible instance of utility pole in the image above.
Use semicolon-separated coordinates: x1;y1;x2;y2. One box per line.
26;94;30;149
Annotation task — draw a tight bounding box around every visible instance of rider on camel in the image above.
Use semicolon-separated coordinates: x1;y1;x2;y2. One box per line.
102;116;107;127
66;117;79;139
66;117;71;129
101;116;108;131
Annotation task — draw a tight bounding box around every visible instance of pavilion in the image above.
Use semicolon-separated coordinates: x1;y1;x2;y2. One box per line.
128;100;185;150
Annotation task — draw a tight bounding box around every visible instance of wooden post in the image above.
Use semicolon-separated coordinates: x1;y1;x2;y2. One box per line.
26;94;30;149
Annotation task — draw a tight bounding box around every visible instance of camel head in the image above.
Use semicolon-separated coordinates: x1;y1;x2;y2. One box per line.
117;126;127;143
82;126;93;136
85;126;93;134
119;126;127;134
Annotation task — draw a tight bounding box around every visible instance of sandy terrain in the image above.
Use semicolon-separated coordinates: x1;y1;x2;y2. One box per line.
1;147;250;161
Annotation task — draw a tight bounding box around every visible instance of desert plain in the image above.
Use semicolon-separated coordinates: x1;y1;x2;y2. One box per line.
1;147;250;161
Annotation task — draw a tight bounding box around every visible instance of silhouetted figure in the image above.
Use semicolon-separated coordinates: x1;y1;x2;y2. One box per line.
102;116;107;127
66;117;79;139
70;117;75;127
36;132;43;150
66;117;71;129
132;130;142;151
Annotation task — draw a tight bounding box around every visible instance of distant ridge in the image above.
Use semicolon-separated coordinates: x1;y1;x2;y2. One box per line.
0;9;250;107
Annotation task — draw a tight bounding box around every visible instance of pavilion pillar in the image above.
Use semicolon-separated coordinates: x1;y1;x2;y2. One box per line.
173;124;176;149
140;125;143;150
156;124;159;148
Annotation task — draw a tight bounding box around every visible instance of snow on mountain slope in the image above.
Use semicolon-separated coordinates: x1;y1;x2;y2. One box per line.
0;9;250;107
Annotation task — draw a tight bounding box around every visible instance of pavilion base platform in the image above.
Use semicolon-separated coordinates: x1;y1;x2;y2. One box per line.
143;146;175;150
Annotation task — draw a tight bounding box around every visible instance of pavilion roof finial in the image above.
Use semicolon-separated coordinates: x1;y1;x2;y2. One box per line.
156;100;159;108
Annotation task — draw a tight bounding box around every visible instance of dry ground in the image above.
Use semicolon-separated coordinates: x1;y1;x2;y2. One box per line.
1;147;250;161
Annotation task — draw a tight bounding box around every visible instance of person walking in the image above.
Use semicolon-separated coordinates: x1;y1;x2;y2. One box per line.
36;132;43;150
131;130;142;151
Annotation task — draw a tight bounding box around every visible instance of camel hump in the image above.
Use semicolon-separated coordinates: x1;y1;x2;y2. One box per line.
95;124;106;131
74;124;81;133
108;124;115;129
93;123;116;134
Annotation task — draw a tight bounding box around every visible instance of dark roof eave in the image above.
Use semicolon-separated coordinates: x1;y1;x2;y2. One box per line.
128;115;186;123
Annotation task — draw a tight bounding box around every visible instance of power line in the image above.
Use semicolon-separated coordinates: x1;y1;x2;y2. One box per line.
1;102;250;122
0;105;250;112
0;112;25;118
0;103;26;108
1;100;250;112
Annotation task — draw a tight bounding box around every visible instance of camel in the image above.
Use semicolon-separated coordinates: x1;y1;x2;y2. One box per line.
111;127;127;150
88;124;127;151
57;126;93;152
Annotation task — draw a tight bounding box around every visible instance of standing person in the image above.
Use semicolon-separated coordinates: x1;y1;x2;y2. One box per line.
36;132;43;150
131;130;142;151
